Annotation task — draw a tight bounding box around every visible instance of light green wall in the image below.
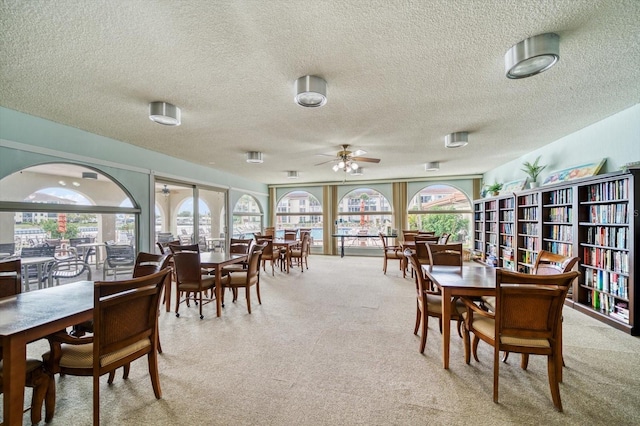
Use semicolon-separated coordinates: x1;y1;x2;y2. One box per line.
483;104;640;185
0;107;268;251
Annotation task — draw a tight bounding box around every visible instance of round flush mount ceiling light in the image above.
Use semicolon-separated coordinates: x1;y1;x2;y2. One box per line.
505;33;559;79
149;101;181;126
246;151;264;164
445;132;468;148
425;161;440;171
294;75;327;107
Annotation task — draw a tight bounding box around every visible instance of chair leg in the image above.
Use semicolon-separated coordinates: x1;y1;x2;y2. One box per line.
246;287;252;314
383;256;388;274
29;369;48;425
148;351;162;399
419;310;427;354
44;370;56;423
123;363;130;379
107;369;116;384
413;303;420;335
175;290;181;317
463;323;471;364
199;291;204;319
256;281;262;305
472;335;480;362
493;346;500;404
520;353;529;370
93;373;100;426
547;354;563;412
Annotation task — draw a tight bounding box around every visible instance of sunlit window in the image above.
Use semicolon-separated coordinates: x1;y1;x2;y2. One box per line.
275;191;323;246
407;185;472;246
336;188;392;247
232;194;262;239
0;163;139;259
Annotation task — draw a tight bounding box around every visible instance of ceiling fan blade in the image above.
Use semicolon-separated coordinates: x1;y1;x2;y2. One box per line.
314;159;337;166
351;149;367;157
352;156;380;163
315;153;337;157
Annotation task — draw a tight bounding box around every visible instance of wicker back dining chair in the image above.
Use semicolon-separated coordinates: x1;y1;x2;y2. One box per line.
222;242;266;313
404;250;465;354
257;237;280;276
172;251;225;319
460;269;579;411
43;269;171;425
378;232;402;274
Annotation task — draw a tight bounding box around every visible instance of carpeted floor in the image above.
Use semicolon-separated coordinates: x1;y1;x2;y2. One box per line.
13;255;640;425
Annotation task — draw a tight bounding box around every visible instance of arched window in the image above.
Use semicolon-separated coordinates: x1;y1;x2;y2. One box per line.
337;188;392;247
154;181;226;252
232;194;262;238
275;191;323;246
0;163;139;258
407;184;472;246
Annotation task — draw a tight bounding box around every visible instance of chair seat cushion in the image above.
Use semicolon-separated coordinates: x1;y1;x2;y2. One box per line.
469;316;551;348
481;296;496;312
0;358;44;378
48;338;151;369
425;294;466;315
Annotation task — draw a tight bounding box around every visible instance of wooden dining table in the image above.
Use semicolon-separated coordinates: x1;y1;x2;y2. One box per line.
0;280;93;425
421;264;496;369
272;239;299;273
199;252;248;316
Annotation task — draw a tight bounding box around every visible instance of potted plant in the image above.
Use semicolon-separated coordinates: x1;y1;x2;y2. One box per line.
487;182;503;197
521;156;547;188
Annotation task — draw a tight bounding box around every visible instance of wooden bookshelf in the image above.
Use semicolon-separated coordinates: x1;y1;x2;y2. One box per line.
575;171;637;334
484;199;498;266
541;185;577;302
472;169;638;334
498;196;515;270
473;200;484;258
516;191;541;273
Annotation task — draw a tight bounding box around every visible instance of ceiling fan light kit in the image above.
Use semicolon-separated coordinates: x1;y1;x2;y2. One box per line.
445;132;469;148
149;101;181;126
294;75;327;107
505;33;559;79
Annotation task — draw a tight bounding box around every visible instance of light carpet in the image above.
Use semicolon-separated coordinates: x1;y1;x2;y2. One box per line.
11;255;640;425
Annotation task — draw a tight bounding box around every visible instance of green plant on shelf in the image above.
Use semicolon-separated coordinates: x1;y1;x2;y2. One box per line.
487;183;503;196
521;156;547;186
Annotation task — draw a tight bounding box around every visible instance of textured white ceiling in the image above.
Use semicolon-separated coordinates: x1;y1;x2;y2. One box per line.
1;1;639;185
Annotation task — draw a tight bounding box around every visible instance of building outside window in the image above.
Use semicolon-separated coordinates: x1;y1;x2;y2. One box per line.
232;194;262;239
407;184;472;246
276;191;323;246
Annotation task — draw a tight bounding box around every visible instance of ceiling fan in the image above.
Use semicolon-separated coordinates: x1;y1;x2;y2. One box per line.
314;144;380;174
